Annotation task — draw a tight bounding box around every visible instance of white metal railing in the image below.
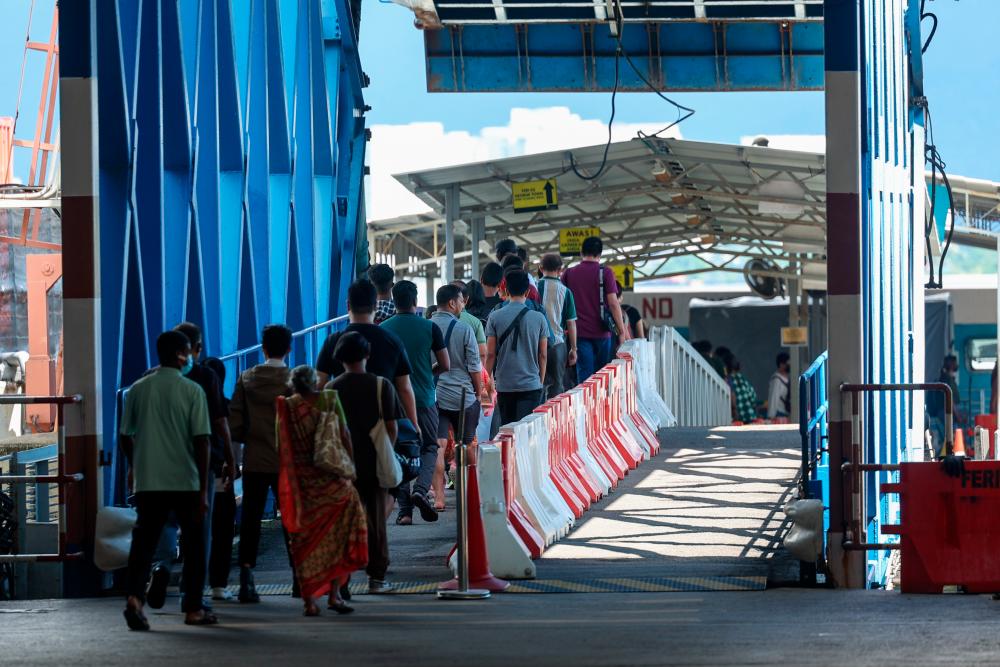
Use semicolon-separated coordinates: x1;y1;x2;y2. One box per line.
649;326;731;427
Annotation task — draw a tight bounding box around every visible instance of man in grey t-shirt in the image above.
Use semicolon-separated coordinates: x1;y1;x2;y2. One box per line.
485;270;549;428
430;284;486;505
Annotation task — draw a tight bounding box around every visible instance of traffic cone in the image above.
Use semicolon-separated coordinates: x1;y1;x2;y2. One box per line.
438;461;510;593
953;428;966;457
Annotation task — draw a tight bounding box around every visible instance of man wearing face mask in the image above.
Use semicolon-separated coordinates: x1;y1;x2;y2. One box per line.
142;323;233;612
120;331;214;630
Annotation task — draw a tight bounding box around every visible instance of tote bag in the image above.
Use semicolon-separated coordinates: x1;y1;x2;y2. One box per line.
313;391;356;479
371;377;403;489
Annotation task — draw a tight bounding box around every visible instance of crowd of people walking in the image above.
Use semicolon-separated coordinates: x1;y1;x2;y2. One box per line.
119;236;639;630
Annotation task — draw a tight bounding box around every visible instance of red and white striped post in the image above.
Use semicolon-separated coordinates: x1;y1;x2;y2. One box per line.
823;0;867;589
59;2;103;595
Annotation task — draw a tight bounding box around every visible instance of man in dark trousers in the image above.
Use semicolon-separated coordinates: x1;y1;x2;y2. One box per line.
120;330;214;630
229;325;293;603
485;270;549;427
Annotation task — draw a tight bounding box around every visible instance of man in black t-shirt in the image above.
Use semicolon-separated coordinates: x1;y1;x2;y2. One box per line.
316;279;420;435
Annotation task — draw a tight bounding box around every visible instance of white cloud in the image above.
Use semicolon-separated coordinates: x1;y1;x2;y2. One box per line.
739;134;826;153
365;107;682;221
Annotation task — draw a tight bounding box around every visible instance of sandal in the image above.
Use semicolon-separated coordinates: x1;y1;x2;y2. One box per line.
183;611;219;626
123;606;150;632
303;603;321;617
395;514;412;526
327;600;354;615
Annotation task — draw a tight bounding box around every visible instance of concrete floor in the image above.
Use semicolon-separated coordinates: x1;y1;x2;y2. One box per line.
12;425;988;665
4;589;1000;666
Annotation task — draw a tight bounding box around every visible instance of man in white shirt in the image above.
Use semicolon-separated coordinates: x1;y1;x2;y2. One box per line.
767;352;791;420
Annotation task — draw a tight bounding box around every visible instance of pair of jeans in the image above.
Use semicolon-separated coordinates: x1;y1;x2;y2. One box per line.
497;389;545;428
544;342;567;400
397;406;440;516
576;337;612;384
209;483;236;588
357;485;389;580
126;491;205;613
239;471;292;569
152;471;215;583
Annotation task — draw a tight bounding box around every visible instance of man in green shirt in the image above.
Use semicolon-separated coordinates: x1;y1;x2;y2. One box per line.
121;330;214;630
381;280;449;524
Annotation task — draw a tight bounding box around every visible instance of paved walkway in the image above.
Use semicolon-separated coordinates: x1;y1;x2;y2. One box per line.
250;425;800;590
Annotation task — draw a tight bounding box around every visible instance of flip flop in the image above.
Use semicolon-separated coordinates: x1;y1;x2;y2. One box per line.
183;611;219;626
123;606;150;631
327;601;354;615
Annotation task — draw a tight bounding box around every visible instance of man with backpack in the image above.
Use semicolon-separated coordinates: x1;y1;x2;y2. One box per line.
485;270;549;427
430;284;487;510
560;236;629;383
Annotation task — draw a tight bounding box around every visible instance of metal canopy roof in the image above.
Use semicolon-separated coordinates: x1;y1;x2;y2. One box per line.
425;0;823;25
388;137;828;285
380;137;1000;288
397;0;825;92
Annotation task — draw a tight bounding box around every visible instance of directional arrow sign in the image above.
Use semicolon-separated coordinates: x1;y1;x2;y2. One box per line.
512;178;558;213
610;264;636;291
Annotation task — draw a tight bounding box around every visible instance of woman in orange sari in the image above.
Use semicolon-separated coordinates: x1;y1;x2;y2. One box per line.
277;365;368;616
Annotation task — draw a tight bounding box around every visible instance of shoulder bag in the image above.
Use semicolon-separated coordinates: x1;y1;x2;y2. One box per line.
312;391;356;479
371;377;404;489
599;265;620;337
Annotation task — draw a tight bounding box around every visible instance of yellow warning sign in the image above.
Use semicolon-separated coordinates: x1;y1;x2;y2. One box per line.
610;264;635;291
558;227;600;256
781;326;808;347
512;178;558;213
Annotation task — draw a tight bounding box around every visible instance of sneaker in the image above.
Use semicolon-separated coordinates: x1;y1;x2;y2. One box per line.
410;491;439;523
146;564;169;610
368;578;395;594
211;587;234;601
238;566;260;604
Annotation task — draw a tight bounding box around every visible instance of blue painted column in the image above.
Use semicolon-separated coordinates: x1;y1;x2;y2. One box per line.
60;0;367;593
824;0;924;589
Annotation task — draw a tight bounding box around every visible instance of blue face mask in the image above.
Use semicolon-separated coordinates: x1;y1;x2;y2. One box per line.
180;355;194;376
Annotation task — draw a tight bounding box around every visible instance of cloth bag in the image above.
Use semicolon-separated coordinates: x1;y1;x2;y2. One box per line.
312;391;356;479
94;505;137;571
371;377;403;488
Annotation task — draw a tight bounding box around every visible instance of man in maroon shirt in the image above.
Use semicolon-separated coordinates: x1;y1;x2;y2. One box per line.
560;236;629;382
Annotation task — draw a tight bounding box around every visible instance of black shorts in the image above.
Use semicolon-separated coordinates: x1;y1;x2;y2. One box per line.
436;401;481;444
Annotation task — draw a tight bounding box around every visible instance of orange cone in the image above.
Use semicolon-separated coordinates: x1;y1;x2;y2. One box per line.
952;428;966;457
438;462;510;593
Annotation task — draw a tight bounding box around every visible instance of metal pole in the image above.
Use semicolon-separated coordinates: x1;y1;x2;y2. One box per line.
438;387;490;600
444;184;458;283
470;217;483;281
789;258;801;424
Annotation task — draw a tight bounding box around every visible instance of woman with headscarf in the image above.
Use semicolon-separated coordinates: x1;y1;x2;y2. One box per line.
276;365;368;616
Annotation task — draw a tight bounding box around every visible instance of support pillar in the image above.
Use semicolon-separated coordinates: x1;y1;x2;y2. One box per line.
788;260;801;424
444;184;458;283
824;0;923;588
824;0;867;589
59;0;103;595
470;216;484;281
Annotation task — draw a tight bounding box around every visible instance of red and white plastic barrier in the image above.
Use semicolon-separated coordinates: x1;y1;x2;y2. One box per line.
464;339;688;578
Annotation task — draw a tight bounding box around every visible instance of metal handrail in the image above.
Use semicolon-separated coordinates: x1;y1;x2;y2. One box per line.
0;393;85;564
649;325;731;427
839;382;954;552
799;350;828;494
217;314;350;376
